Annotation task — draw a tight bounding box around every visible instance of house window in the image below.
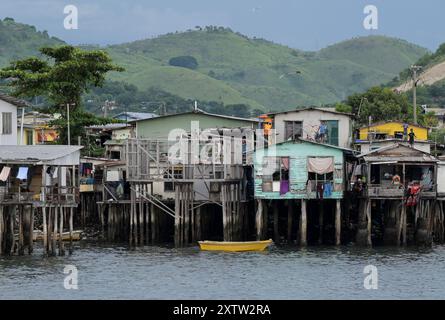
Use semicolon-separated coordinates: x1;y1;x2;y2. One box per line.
284;121;303;141
2;112;12;135
164;168;183;192
326;120;339;146
262;157;290;193
110;151;121;160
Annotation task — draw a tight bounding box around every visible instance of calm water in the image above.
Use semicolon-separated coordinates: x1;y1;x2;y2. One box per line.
1;243;444;300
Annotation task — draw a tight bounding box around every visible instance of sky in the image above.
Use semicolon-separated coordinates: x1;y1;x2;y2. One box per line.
0;0;444;51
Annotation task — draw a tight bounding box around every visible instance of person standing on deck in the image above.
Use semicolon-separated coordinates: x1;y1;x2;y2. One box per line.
408;129;416;147
403;123;409;141
318;121;327;143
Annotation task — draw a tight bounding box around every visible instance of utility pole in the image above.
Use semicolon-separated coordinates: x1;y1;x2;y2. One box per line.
67;103;71;146
103;100;109;118
411;65;422;124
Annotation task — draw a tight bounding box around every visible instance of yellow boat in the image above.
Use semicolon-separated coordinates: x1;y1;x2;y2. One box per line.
198;240;273;252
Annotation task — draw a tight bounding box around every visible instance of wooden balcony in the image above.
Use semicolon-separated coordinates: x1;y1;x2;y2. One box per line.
364;185;437;199
0;186;79;206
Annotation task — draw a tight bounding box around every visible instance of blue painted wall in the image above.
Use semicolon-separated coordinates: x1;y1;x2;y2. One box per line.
253;141;345;200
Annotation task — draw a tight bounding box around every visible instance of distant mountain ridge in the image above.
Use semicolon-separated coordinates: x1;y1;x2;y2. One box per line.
0;19;430;112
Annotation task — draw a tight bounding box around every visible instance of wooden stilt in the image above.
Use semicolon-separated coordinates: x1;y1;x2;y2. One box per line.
59;206;65;256
130;190;135;247
53;206;58;256
402;203;407;246
366;199;372;246
0;206;3;255
335;200;341;246
300;199;307;246
255;199;263;241
42;207;47;255
184;184;190;244
69;207;74;254
28;206;34;255
318;202;324;245
9;206;15;255
287;200;293;243
221;184;228;241
18;206;24;255
273;203;279;244
195;206;202;242
174;184;180;247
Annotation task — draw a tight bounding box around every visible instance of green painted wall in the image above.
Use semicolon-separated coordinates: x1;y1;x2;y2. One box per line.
136;113;256;139
254;141;345;200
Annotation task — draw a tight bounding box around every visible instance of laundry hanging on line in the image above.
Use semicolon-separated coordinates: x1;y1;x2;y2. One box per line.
0;166;11;182
16;167;29;180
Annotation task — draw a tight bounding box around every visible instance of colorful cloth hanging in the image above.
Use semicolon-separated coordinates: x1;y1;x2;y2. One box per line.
280;180;289;195
0;166;11;182
307;157;334;175
16;167;29;180
323;183;332;197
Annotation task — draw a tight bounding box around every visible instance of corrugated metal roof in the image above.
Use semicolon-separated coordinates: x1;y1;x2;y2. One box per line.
128;109;259;124
114;112;158;121
267;106;354;117
0;93;30;108
358;143;438;162
0;145;83;162
87;123;131;130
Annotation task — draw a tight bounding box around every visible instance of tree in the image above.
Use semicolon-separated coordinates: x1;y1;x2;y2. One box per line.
0;45;124;144
168;56;198;70
340;87;411;126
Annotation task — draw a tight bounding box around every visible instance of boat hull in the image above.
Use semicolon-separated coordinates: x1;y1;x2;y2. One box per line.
198;240;273;252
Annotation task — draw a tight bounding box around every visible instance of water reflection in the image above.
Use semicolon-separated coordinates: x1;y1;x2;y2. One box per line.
1;242;444;300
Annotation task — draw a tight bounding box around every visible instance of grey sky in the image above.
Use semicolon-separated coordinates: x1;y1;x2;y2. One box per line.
0;0;443;51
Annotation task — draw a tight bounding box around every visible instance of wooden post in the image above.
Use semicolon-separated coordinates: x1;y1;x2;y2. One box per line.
184;184;190;244
28;206;34;255
273;203;279;244
47;207;53;255
195;206;201;242
150;203;157;244
300;199;307;246
318;202;324;245
9;206;15;255
53;206;58;256
287;200;293;243
42;206;47;254
221;184;228;241
255;199;263;241
130;190;134;247
366;199;372;246
0;206;3;255
18;206;24;255
334;200;341;246
402;203;407;246
69;207;74;254
174;184;180;247
59;206;65;256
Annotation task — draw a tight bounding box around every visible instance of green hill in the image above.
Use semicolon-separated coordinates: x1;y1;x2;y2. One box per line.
0;18;64;66
106;28;428;111
0;20;430;112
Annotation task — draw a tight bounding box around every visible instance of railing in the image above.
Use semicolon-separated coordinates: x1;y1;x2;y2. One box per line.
364;184;437;198
0;186;79;204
